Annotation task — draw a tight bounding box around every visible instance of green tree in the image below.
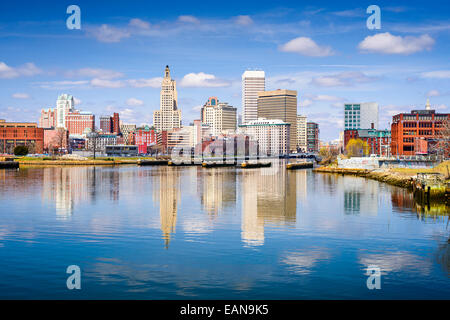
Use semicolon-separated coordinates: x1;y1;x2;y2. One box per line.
346;139;369;157
14;145;29;156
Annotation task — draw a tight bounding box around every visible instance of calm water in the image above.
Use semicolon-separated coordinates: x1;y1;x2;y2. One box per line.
0;162;449;299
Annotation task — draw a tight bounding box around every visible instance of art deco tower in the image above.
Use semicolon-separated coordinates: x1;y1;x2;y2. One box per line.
153;65;182;131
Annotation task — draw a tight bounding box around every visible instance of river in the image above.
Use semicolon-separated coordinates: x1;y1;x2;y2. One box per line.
0;162;449;299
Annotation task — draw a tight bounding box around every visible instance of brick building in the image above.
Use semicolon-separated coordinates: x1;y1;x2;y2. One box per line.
344;129;391;156
391;105;449;156
0;120;44;154
66;111;95;136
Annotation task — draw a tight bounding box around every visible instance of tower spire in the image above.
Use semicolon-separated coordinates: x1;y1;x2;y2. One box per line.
165;65;170;78
425;98;431;110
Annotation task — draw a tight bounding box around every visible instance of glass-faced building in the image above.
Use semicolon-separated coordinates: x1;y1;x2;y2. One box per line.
344;102;378;130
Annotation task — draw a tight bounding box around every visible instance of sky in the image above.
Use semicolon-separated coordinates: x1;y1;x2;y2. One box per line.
0;0;449;141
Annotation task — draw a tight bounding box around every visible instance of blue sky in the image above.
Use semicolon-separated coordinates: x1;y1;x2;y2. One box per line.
0;0;449;141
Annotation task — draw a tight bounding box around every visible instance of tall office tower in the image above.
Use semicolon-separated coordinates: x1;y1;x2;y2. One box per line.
201;97;237;136
297;115;307;152
56;94;75;129
307;122;319;153
112;112;120;134
257;89;298;152
242;70;265;124
153;65;182;132
344;102;379;130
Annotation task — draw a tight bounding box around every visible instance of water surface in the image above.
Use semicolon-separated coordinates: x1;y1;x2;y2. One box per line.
0;163;449;299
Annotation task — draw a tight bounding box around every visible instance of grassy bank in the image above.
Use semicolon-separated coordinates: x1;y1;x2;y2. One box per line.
313;167;415;188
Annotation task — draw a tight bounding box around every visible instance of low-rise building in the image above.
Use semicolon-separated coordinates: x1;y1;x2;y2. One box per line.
307;122;319;153
344;129;391;156
0;120;44;154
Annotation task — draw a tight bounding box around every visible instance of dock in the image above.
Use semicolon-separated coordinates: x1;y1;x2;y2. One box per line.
0;161;19;169
202;162;237;168
241;162;272;169
286;162;313;170
138;160;169;166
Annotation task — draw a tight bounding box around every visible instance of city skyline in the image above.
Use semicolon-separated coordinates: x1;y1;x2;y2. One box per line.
0;0;449;141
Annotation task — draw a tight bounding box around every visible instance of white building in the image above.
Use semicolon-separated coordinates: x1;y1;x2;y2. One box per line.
344;102;378;130
202;98;237;136
153;65;182;131
242;70;265;124
56;94;75;129
297;115;307;152
239;118;290;156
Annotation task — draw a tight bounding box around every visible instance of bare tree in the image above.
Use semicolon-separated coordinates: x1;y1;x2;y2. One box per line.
430;118;450;159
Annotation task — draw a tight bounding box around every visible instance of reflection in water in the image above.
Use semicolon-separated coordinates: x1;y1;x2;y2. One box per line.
1;164;449;299
241;163;297;247
341;177;378;216
153;167;180;249
199;169;236;217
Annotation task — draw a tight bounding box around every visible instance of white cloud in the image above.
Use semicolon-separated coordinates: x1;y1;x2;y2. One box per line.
12;93;30;99
73;97;82;105
0;62;41;79
280;37;333;57
311;71;377;87
178;15;200;23
127;77;162;88
299;99;313;107
421;70;450;79
426;90;440;97
358;32;434;54
128;18;151;30
126;98;144;106
90;78;125;88
180;72;231;87
305;94;343;102
66;68;124;79
88;24;131;43
235;15;253;26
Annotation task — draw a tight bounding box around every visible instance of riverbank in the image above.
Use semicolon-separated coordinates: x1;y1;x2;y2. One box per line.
313;161;450;203
14;156;158;166
313;167;415;188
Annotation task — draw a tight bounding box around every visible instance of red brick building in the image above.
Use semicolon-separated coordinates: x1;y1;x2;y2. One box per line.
66;111;95;136
344;129;391;156
136;125;157;154
391;109;449;156
0;120;44;154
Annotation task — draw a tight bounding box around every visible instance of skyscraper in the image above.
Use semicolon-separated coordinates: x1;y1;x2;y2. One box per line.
297;115;307;152
153;65;182;132
257;89;298;152
344;102;379;130
242;70;265;124
56;94;74;129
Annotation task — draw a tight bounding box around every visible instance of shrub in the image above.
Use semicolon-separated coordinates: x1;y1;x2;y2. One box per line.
14;145;29;156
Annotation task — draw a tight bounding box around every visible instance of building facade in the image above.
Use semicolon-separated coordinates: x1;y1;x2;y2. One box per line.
242;70;265;124
153;65;182;132
344;129;391;156
307;122;319;153
56;94;75;129
120;124;137;145
66;111;95;136
257;89;297;152
39;108;56;129
344;102;379;130
239;118;290;156
201;97;237;136
391;104;449;156
0;120;44;154
100;116;113;133
297;115;307;152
